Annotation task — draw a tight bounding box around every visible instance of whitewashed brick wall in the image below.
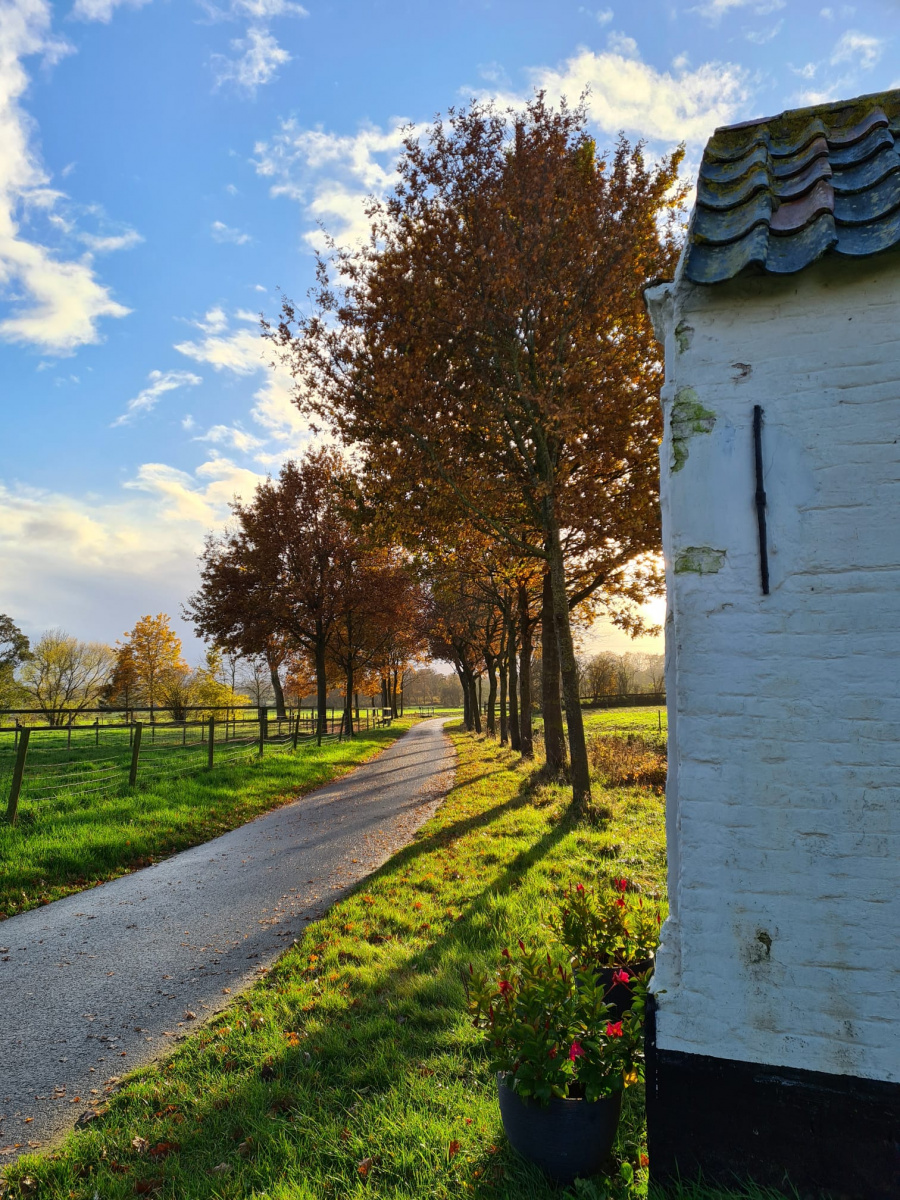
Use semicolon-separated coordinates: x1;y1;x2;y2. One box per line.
646;252;900;1084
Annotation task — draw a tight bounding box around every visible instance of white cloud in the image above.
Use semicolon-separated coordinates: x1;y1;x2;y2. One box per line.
78;228;143;253
528;45;751;143
745;18;783;43
175;308;312;447
690;0;784;21
111;369;202;426
211;219;252;244
194;305;229;334
197;422;264;452
830;29;883;70
579;7;614;24
0;1;132;351
254;117;421;249
606;31;639;58
228;0;307;15
70;0;151;21
211;25;290;92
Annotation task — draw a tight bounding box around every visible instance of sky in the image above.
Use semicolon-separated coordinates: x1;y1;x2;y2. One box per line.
0;0;895;662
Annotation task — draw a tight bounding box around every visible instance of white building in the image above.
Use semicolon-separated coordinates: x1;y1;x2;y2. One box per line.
645;89;900;1198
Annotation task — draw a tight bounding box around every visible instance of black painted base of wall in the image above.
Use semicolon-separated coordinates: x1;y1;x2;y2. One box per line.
645;996;900;1200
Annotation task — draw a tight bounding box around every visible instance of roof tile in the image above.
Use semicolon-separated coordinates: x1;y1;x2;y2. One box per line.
684;88;900;284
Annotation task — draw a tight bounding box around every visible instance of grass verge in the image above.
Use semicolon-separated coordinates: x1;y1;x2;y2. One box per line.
0;721;413;919
1;722;771;1200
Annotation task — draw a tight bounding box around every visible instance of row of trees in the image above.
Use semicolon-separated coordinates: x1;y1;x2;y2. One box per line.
0;613;239;725
258;94;682;809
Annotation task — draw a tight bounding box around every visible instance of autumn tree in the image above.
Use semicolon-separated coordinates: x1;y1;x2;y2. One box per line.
186;449;354;741
112;614;188;716
269;95;684;810
19;630;114;725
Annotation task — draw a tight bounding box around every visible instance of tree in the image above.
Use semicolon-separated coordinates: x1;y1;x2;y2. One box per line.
118;614;189;714
187;450;353;741
19;630;114;724
270;95;684;810
0;614;30;709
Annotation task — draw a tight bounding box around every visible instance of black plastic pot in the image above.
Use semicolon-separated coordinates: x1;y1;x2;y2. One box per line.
592;955;654;1021
497;1074;623;1184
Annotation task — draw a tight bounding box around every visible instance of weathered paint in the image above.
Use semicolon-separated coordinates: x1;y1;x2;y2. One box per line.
673;546;726;575
670;389;716;472
645;247;900;1086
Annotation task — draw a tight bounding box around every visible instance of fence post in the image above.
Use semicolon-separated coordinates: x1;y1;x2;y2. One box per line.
129;722;144;787
6;727;31;825
293;706;300;751
258;707;265;758
208;717;215;768
95;718;99;746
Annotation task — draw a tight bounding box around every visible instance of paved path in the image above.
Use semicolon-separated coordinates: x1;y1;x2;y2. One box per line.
0;719;454;1161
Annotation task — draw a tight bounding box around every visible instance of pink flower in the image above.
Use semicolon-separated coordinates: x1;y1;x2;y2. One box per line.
568;1041;585;1062
606;1021;623;1038
612;969;630;985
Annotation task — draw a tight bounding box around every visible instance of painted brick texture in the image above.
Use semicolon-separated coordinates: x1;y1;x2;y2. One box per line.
646;253;900;1084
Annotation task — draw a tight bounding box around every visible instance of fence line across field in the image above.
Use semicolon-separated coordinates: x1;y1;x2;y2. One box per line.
2;705;395;825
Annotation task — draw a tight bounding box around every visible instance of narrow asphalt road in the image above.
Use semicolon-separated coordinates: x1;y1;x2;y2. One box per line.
0;719;454;1161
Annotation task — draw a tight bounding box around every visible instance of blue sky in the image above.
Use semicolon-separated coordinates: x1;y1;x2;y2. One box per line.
0;0;894;658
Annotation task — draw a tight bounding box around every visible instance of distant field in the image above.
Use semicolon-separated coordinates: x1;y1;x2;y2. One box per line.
582;705;667;738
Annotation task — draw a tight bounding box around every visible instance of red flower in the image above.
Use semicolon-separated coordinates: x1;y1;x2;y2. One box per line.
615;878;628;893
548;1046;558;1059
606;1021;623;1038
612;969;630;985
575;883;585;894
568;1041;585;1062
615;898;626;909
518;939;526;953
501;947;511;959
498;979;512;997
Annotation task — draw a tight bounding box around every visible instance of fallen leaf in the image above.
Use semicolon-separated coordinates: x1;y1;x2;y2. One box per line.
339;1128;351;1142
183;1011;196;1020
640;1153;649;1168
131;1137;149;1154
133;1180;163;1195
237;1138;253;1156
449;1140;461;1158
357;1156;373;1178
465;1118;473;1125
209;1162;232;1175
148;1141;179;1160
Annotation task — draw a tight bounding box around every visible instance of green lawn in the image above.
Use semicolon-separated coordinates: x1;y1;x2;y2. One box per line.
581;706;667;739
0;721;413;919
0;721;777;1200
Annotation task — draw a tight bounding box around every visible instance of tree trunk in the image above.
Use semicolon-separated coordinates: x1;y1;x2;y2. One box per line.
507;614;521;752
457;667;472;730
545;520;592;808
315;624;327;744
499;630;508;745
467;669;482;734
269;662;287;720
485;653;498;736
541;568;567;772
345;664;354;737
518;582;533;759
391;669;399;718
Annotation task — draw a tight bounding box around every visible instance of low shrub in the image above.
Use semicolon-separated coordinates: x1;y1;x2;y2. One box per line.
587;735;667;791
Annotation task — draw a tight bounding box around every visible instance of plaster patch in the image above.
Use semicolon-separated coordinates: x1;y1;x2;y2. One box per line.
675;321;694;353
674;546;726;575
671;388;716;472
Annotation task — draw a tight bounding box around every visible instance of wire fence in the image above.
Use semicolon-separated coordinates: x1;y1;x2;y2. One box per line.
1;705;395;824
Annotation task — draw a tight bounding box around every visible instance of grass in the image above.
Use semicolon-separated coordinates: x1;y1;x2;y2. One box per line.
0;721;413;919
1;717;771;1200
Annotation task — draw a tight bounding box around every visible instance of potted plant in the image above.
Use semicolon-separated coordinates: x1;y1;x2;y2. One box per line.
467;941;645;1184
549;879;663;1018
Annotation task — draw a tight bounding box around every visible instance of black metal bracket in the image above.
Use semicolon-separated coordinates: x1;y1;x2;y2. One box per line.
753;404;769;595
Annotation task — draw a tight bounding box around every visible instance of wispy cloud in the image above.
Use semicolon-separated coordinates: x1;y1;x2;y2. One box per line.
196;423;264;452
111;369;202;426
211;25;291;92
690;0;784;23
70;0;152;22
830;29;883;70
211;219;252;244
